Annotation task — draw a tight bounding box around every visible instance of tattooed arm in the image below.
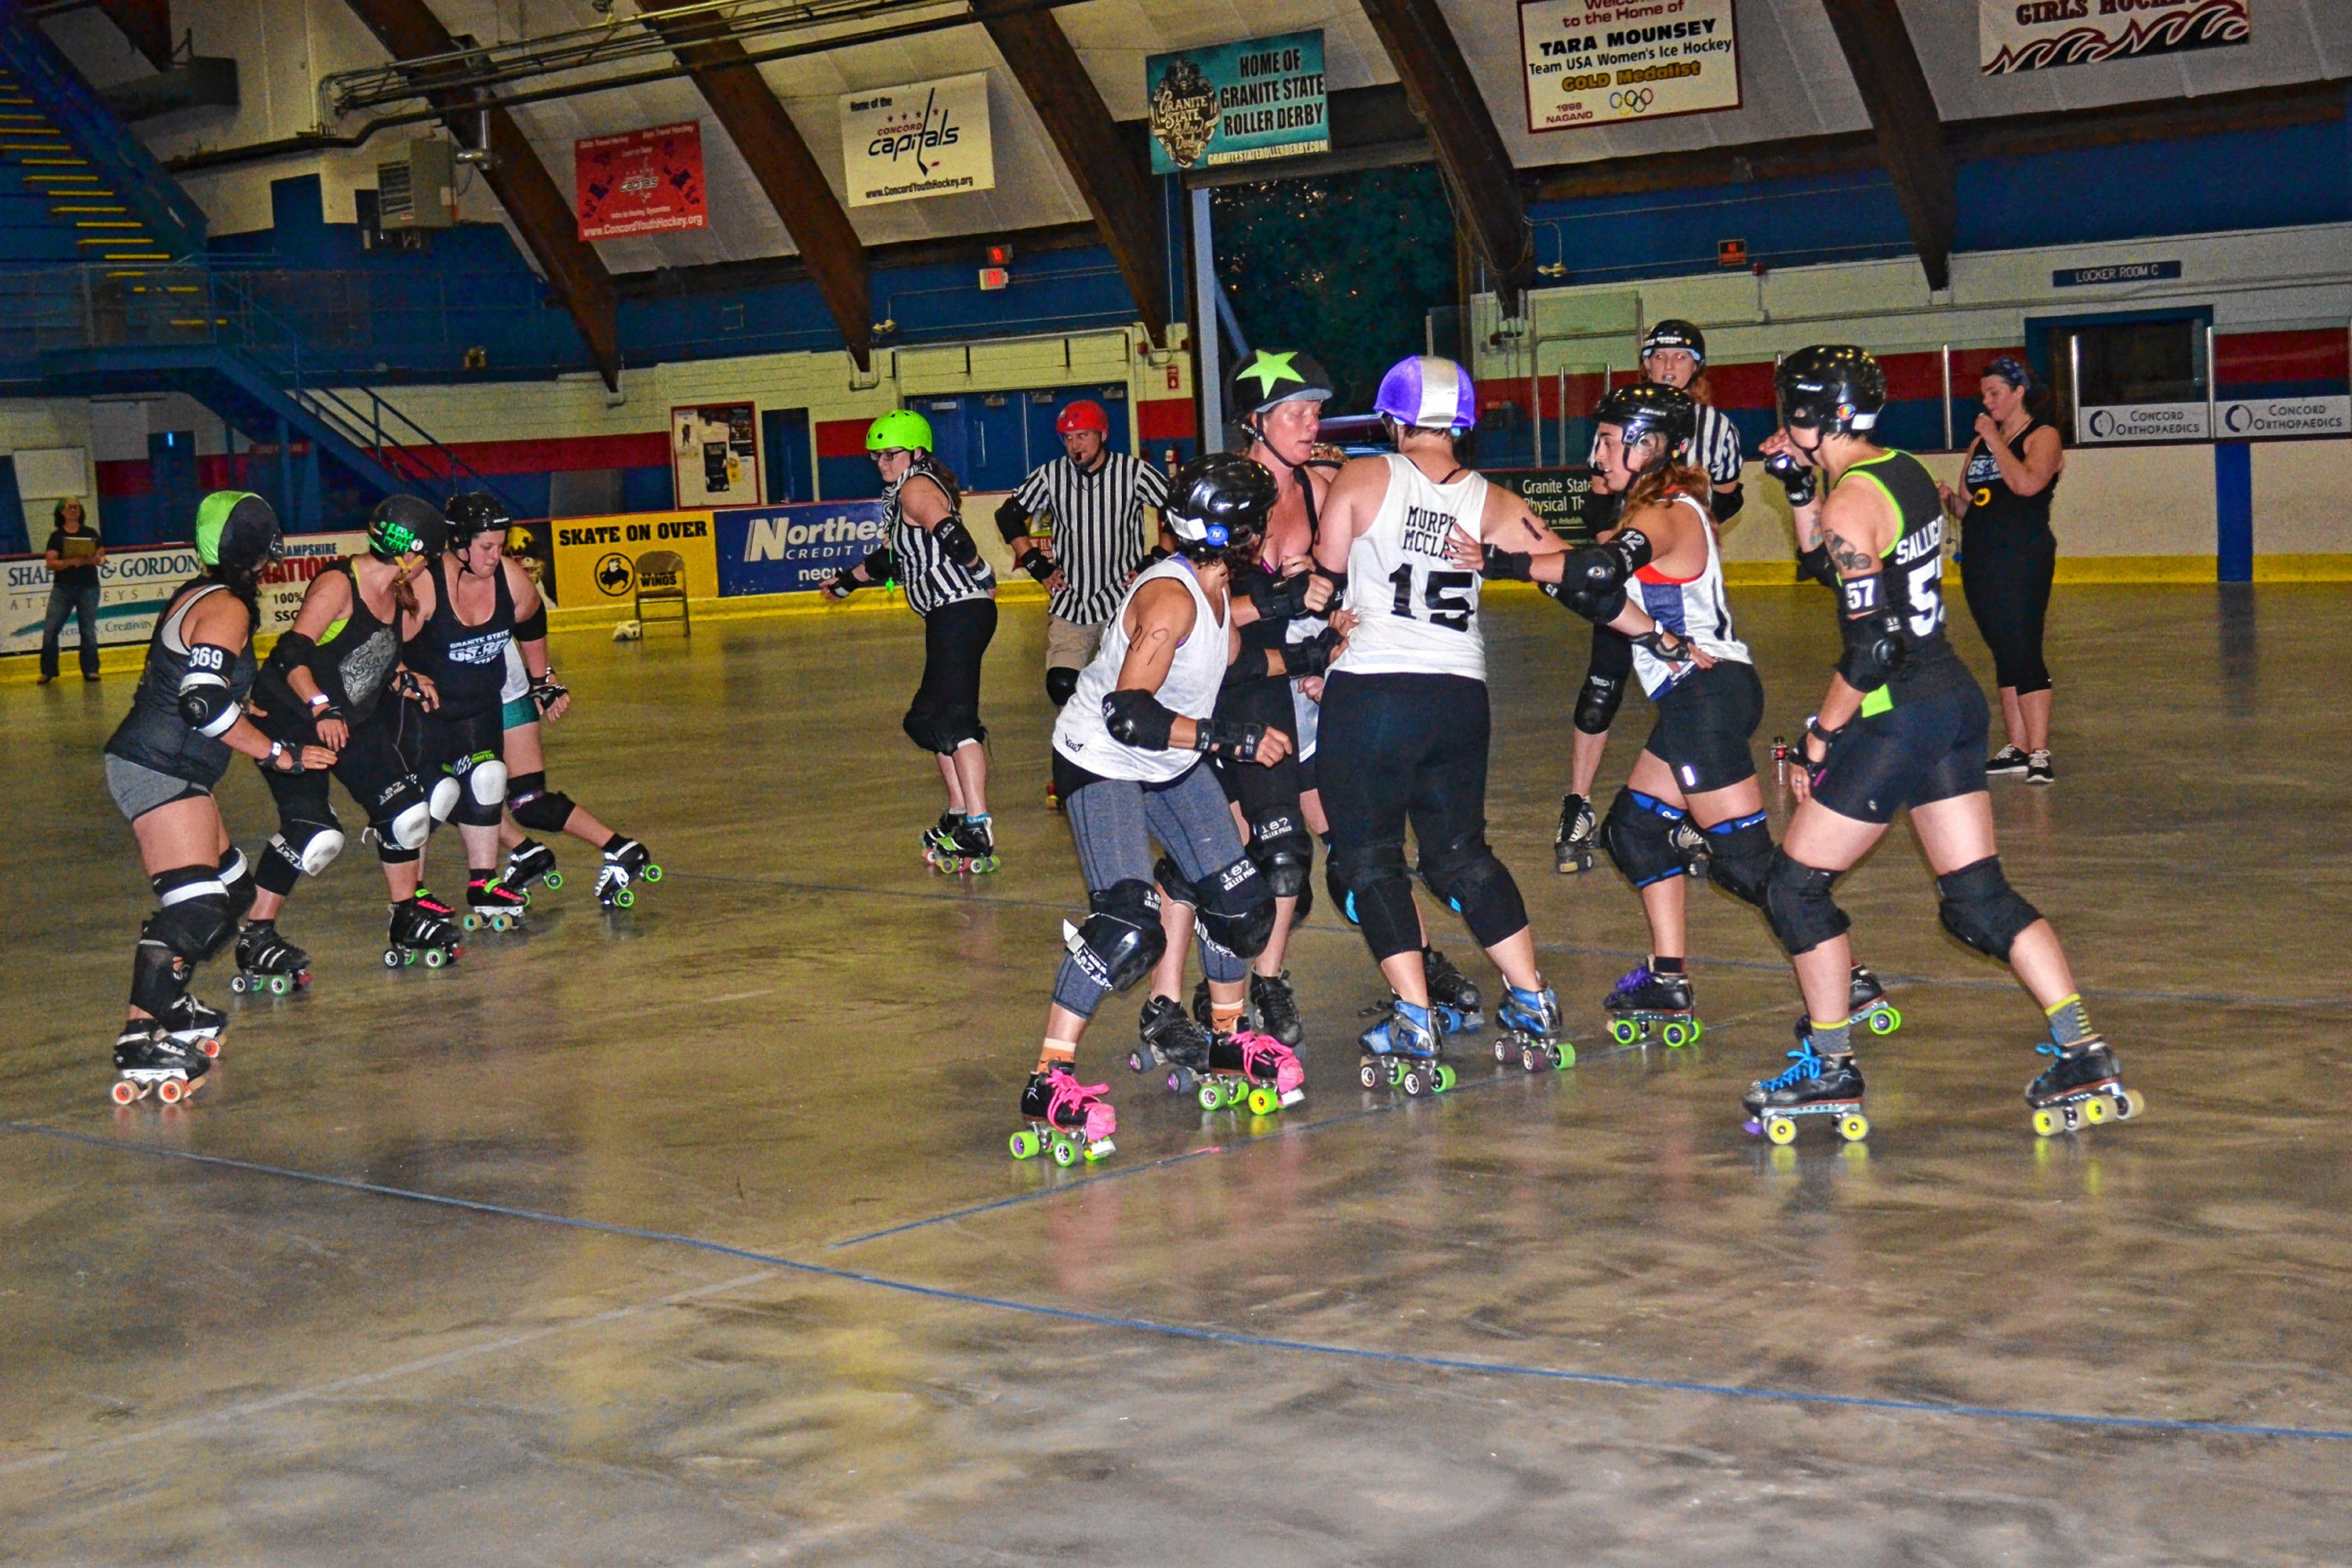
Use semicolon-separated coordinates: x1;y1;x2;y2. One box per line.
1797;473;1901;772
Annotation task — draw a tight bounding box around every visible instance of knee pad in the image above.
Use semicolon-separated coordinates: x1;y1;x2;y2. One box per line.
1762;850;1849;956
382;797;431;856
1329;839;1418;960
1573;673;1624;736
266;816;346;884
1936;855;2042;961
1600;789;1687;889
1701;811;1773;909
1062;877;1166;994
1246;810;1313;900
137;869;232;1013
1192;856;1276;964
508;771;577;834
1418;830;1529;947
466;755;508;808
429;774;461;824
447;752;503;827
1044;666;1081;706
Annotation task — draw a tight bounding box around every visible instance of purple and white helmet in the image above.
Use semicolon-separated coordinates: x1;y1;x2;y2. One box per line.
1374;355;1477;434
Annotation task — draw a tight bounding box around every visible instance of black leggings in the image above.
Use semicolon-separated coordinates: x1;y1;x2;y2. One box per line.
1960;531;2055;695
253;719;427;895
904;597;996;754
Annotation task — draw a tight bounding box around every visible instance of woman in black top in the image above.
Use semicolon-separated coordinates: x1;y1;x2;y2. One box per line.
1940;357;2064;784
38;496;103;683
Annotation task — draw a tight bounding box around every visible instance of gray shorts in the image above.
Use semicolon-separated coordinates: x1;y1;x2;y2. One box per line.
106;753;209;822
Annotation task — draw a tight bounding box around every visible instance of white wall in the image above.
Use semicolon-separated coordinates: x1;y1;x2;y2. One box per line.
0;401;98;543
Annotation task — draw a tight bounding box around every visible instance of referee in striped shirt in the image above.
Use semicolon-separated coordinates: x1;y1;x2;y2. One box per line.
1555;320;1746;871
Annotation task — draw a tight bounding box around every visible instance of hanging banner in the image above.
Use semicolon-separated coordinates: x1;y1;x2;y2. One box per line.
1519;0;1740;134
839;72;994;208
1145;31;1328;176
575;122;708;241
671;402;760;509
1981;0;2249;74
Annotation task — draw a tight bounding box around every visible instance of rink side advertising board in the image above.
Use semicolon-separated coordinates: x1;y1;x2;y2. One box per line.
1981;0;2249;74
839;72;995;207
714;501;890;596
1146;31;1327;174
550;511;720;605
575;122;708;241
1519;0;1740;134
1492;467;1602;546
2;532;365;657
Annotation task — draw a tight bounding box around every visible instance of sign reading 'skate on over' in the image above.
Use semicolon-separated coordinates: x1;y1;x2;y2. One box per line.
1145;31;1328;176
1519;0;1740;134
839;73;995;208
575;122;707;241
1981;0;2249;74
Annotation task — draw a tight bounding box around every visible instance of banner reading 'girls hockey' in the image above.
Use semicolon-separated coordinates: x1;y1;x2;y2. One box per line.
1980;0;2249;75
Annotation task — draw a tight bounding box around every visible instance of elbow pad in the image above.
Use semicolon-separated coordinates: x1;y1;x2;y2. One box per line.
1711;482;1744;523
994;495;1033;545
177;644;241;737
1243;571;1313;623
1542;578;1626;625
1834;578;1907;690
859;546;899;584
514;602;547;641
934;517;982;570
1102;688;1179;750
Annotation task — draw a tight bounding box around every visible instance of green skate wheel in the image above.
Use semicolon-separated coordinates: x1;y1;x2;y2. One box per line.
268;974;292;997
1009;1130;1040;1160
1432;1063;1457;1093
642;864;662;883
1050;1136;1078;1168
1690;1018;1704;1041
422;948;445;969
1197;1081;1222;1112
1554;1042;1574;1069
615;887;635;909
1869;1007;1900;1036
1661;1020;1693;1049
1247;1086;1278;1116
1838;1112;1870;1142
1610;1018;1640;1046
544;870;564;890
1765;1116;1798;1145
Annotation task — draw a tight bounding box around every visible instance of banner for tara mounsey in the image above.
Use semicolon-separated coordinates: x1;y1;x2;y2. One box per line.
1519;0;1740;133
1980;0;2249;74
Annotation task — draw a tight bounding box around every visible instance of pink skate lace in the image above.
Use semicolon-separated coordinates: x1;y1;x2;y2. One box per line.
1232;1030;1305;1096
1047;1073;1117;1142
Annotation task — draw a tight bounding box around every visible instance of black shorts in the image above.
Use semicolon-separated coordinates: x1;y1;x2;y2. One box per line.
905;597;996;754
1641;660;1762;794
424;706;504;775
1208;677;1301;829
1809;681;1991;825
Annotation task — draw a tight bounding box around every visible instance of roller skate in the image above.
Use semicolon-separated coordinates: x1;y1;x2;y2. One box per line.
165;992;227;1061
1602;963;1703;1048
1494;982;1573;1072
932;814;999;875
412;884;459;921
1553;793;1596;874
1202;1029;1306;1114
1741;1044;1869;1145
2025;1035;2143;1137
1358;998;1453;1097
228;920;310;997
1424;946;1483;1036
595;837;662;909
920;811;967;869
111;1022;209;1105
505;837;561;896
383;897;463;969
1791;965;1902;1046
1009;1062;1116;1167
1249;969;1304;1047
463;874;528;933
1134;993;1214;1085
1671;817;1709;879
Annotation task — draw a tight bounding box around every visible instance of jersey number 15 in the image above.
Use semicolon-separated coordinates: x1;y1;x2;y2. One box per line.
1388;564;1475;632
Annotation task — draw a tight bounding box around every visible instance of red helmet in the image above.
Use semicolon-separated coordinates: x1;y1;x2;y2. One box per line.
1055;399;1110;436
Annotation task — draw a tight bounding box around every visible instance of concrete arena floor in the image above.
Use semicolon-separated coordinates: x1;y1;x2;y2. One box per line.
4;583;2350;1566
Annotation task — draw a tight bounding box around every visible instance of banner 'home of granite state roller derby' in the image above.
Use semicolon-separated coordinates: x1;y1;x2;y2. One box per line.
1147;31;1327;175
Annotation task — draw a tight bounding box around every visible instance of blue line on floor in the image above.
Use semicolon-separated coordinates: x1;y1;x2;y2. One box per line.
670;869;2352;1012
9;1118;2348;1447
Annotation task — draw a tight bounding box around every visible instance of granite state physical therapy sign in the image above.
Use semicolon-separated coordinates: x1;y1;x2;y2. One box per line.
550;511;719;606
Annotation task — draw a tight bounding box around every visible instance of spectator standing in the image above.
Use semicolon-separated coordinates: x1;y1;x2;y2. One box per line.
40;496;104;684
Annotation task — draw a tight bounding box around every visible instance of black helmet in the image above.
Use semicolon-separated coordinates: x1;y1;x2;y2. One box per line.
1592;383;1697;472
1162;452;1277;559
1775;345;1886;436
1231;347;1335;418
443;490;510;549
367;494;441;561
1641;319;1706;367
194;491;281;586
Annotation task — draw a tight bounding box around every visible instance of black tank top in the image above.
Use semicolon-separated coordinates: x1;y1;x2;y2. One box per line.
1962;415;2057;546
1835;451;1970;710
104;579;258;785
260;560;402;725
412;556;515;718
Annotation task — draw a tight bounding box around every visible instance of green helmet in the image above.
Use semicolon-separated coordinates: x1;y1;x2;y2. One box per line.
865;408;934;454
193;491;281;581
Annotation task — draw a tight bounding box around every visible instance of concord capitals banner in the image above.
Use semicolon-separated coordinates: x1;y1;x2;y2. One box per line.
839;72;995;208
1519;0;1740;134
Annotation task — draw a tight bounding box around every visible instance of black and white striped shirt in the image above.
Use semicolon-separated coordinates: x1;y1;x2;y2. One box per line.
1693;402;1743;488
887;457;994;618
1011;452;1170;626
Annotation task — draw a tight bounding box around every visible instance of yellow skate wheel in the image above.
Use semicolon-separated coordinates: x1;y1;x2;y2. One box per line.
2122;1089;2146;1119
1610;1018;1640;1046
1838;1113;1870;1142
1009;1130;1040;1160
1050;1137;1078;1168
1661;1020;1694;1049
1247;1086;1277;1116
2031;1106;2061;1138
1870;1007;1901;1035
2082;1095;2111;1125
1690;1017;1704;1042
1765;1116;1798;1145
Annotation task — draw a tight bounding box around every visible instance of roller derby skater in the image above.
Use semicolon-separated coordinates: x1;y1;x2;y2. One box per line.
822;411;999;873
384;894;463;969
492;630;662;909
102;492;321;1102
241;494;445;986
1022;453;1294;1161
1758;345;2136;1141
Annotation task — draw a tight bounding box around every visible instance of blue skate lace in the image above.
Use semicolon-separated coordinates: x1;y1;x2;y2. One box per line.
1760;1046;1825;1093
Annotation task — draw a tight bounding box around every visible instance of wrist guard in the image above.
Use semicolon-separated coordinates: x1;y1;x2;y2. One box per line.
1019;550;1058;586
1283;626;1341;678
1192;715;1265;760
529;670;568;716
1243;571;1313;622
1766;452;1817;509
1480;546;1530;582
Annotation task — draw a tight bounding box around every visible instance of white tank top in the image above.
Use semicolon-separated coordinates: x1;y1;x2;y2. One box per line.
1630;492;1751;698
1052;557;1232;784
1331;454;1488;681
